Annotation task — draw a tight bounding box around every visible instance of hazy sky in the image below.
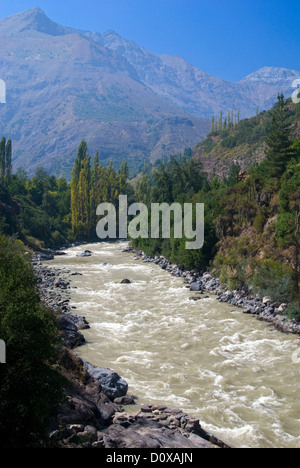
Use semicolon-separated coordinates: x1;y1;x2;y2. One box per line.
0;0;299;82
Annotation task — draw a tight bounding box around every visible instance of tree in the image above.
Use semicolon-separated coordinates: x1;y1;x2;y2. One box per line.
211;116;215;133
0;236;63;446
218;111;223;132
265;94;293;178
71;141;88;239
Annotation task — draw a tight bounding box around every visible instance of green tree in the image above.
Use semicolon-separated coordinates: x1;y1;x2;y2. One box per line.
71;141;89;239
265;94;293;178
0;236;63;446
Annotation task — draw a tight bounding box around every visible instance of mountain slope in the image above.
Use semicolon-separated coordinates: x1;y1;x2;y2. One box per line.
0;8;299;179
99;30;300;120
193;98;300;178
0;9;209;178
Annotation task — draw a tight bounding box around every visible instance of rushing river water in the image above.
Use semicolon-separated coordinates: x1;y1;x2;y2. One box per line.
49;241;300;448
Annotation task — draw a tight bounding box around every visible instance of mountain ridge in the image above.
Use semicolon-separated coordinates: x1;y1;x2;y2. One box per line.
0;8;210;178
0;8;299;178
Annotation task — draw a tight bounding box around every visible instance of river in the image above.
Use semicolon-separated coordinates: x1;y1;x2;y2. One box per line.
48;241;300;448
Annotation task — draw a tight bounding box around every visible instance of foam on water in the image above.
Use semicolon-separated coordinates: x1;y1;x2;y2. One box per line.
49;242;300;448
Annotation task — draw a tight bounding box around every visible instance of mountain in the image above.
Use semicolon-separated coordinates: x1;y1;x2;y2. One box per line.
0;9;209;178
97;30;300;120
0;8;299;178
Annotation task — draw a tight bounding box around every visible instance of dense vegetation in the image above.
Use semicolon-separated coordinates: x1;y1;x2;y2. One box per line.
0;93;299;447
132;95;300;318
0;236;64;447
70;141;134;240
0;96;299;318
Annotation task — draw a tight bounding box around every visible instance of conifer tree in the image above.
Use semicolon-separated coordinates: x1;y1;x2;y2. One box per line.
265;94;293;179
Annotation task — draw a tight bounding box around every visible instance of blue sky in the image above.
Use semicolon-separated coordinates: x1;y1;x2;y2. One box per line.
0;0;299;82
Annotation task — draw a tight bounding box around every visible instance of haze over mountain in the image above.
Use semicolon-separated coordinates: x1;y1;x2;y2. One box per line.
0;8;299;178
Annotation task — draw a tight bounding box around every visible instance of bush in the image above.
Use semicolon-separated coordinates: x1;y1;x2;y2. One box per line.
0;236;64;447
285;302;300;320
250;258;293;304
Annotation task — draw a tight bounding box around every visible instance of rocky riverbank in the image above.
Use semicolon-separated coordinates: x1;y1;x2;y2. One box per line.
32;249;230;449
123;246;300;337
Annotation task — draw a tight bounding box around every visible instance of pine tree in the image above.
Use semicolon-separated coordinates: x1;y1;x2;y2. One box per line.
265;94;293;179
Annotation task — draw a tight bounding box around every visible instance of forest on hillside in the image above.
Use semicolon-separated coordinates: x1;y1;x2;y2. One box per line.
0;93;299;448
0;95;299;318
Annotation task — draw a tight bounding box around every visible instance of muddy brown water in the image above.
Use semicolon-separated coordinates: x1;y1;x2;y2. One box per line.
48;241;300;448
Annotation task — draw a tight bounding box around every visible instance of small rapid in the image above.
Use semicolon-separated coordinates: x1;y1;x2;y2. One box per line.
48;241;300;448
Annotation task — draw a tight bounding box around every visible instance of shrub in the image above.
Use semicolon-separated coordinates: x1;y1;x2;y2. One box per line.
0;236;64;447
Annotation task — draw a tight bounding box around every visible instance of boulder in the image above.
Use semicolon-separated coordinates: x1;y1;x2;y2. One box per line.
83;362;128;400
121;278;131;284
190;282;202;292
65;313;90;330
58;316;86;349
76;250;92;257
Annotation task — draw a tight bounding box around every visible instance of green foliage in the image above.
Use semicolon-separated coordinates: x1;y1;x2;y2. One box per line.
133;96;300;312
71;141;134;240
250;258;294;304
253;207;266;234
285;302;300;320
0;236;64;447
265;94;294;179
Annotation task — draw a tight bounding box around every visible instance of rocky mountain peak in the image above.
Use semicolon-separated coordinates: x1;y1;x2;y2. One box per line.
240;66;299;84
0;7;68;36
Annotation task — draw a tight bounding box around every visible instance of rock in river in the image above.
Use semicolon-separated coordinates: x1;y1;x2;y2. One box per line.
76;250;92;257
83;361;129;400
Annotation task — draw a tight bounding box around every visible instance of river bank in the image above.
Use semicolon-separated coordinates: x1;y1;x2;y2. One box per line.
122;246;300;337
31;241;300;448
32;251;230;448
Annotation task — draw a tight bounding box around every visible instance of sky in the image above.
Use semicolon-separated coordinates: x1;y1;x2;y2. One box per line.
0;0;299;82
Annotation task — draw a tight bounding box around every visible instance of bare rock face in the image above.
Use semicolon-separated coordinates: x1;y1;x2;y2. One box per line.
97;406;230;449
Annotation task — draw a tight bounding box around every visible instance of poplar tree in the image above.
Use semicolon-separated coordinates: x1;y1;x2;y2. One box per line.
211;116;215;133
218;111;223;132
71;141;90;239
